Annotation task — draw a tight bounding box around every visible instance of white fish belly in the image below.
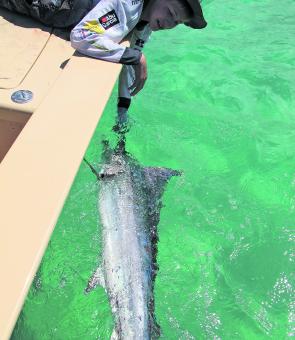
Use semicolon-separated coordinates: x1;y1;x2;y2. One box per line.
99;176;153;339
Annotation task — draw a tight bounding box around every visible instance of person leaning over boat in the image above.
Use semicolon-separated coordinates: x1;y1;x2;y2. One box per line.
70;0;207;119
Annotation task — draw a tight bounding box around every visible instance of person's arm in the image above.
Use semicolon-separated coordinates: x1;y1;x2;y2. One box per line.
118;22;152;103
128;21;152;96
70;0;142;65
116;22;152;128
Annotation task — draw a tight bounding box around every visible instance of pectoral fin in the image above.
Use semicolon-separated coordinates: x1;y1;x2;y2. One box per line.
85;267;105;293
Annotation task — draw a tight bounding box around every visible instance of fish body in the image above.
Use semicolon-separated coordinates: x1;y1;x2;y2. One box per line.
87;142;179;339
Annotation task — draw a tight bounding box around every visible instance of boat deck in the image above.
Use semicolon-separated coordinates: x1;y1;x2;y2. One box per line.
0;8;75;162
0;8;122;339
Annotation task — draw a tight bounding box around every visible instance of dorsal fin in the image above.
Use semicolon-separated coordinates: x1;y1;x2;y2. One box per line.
143;167;181;201
143;166;181;236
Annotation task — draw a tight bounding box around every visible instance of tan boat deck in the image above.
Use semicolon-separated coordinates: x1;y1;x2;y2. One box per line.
0;8;74;162
0;8;122;339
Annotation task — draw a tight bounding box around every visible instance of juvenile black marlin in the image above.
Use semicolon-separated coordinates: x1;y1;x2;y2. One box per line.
85;138;180;339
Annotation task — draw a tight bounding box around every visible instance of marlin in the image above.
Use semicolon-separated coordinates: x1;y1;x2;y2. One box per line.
85;137;180;340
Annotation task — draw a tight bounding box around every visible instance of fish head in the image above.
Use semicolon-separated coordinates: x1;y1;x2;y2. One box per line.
99;138;136;179
99;153;127;179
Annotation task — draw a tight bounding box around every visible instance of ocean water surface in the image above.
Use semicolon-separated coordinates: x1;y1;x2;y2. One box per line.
12;0;295;338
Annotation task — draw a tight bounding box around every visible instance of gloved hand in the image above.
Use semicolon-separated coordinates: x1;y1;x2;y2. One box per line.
129;54;147;96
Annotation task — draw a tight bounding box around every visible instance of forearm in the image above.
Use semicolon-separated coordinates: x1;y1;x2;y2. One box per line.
118;22;152;99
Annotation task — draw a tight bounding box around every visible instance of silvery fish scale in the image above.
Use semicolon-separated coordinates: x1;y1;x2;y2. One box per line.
87;142;180;340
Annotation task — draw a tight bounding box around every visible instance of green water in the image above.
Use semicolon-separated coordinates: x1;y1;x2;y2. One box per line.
12;0;295;338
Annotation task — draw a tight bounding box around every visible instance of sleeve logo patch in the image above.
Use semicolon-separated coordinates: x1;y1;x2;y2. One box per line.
99;10;119;30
